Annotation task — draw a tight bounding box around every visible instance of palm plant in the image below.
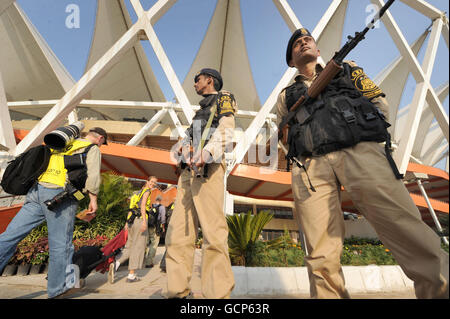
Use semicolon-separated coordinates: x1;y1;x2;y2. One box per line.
75;172;133;239
226;210;273;266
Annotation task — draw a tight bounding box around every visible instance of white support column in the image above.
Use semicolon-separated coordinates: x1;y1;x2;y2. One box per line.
399;0;443;20
14;20;144;156
142;20;195;124
393;17;444;173
429;147;448;167
442;16;449;49
167;107;186;139
127;108;168;146
0;71;15;180
231;67;297;169
272;0;302;32
146;0;178;25
130;0;145;17
231;0;340;170
0;71;16;153
446;155;449;173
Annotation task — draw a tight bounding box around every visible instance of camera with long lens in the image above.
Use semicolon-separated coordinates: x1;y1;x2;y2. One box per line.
44;121;85;150
44;183;85;212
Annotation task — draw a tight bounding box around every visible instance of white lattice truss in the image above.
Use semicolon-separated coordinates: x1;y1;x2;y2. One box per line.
0;0;448;178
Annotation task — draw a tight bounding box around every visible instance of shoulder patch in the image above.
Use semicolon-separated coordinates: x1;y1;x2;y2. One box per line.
350;67;384;100
217;91;236;116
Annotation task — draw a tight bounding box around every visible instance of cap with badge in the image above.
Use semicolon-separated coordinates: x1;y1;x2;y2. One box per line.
89;127;108;145
194;68;223;91
286;28;314;66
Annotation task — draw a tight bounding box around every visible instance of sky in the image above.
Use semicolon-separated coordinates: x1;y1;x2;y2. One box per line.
12;0;450;168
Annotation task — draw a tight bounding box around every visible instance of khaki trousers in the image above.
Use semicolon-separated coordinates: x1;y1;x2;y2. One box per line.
292;142;448;299
166;163;235;299
144;226;159;266
118;217;148;270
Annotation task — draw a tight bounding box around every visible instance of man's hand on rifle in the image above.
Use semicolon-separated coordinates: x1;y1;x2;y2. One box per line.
190;149;212;169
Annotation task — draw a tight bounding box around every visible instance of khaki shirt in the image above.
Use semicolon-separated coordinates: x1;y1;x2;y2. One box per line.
276;61;390;129
39;141;102;195
175;93;237;163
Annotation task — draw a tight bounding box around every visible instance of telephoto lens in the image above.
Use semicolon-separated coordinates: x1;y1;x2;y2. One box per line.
44;121;85;150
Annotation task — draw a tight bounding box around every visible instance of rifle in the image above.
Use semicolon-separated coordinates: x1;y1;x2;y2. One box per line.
177;103;217;178
176;140;202;177
278;0;395;143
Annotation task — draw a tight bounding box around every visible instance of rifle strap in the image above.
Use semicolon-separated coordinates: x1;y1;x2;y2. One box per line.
384;133;404;180
200;104;217;151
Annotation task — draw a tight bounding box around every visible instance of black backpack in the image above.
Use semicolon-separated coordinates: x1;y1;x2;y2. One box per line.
1;145;51;195
148;204;161;227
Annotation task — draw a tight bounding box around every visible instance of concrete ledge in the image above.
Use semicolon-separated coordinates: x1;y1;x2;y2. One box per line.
230;265;415;297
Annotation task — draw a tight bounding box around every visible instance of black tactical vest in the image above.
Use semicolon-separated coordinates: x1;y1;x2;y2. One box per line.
286;63;389;156
284;63;402;179
187;93;221;144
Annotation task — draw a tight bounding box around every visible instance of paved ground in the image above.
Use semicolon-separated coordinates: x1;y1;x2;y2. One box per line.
0;247;417;300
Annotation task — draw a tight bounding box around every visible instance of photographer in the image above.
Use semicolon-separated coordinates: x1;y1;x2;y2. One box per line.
109;176;156;283
0;125;107;299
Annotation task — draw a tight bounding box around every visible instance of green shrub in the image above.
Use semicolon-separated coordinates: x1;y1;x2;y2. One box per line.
227;211;274;266
75;173;133;240
341;244;396;265
230;229;305;267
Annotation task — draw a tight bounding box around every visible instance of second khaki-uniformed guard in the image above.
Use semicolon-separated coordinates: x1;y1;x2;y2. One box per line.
165;68;236;299
278;28;448;299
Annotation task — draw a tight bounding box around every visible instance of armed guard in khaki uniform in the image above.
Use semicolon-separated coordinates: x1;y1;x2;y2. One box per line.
277;28;448;299
166;68;236;299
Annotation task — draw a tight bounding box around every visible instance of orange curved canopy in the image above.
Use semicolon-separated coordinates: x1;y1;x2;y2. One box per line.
5;130;449;227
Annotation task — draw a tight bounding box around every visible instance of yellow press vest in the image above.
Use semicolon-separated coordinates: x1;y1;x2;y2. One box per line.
127;187;152;220
38;139;93;187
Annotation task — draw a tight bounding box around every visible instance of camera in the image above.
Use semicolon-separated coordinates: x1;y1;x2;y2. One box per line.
44;121;84;150
44;184;85;211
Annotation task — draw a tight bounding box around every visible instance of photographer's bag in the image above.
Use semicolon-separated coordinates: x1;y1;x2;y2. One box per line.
1;145;51;195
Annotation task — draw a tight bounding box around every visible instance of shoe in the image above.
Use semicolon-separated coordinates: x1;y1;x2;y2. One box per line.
145;263;154;268
168;292;193;299
108;263;115;284
50;287;80;299
78;278;86;289
126;276;141;283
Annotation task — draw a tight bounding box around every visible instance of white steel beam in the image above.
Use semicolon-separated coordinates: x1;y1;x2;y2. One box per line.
394;19;442;171
399;0;443;20
141;20;195;124
271;0;302;32
0;71;16;152
14;20;144;156
13;0;183;155
167;107;186;139
8;99;276;121
429;145;448;167
371;0;425;82
127;109;168;146
372;0;447;173
130;0;145;17
146;0;177;25
443;16;449;49
413;82;449;156
231;0;345;171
